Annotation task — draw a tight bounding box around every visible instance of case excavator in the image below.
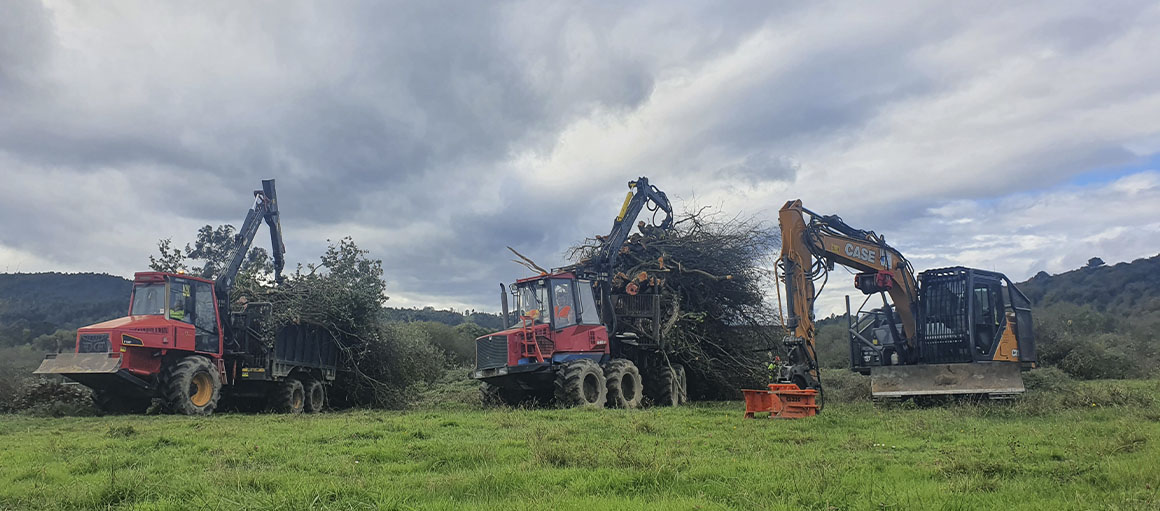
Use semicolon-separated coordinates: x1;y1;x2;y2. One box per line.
772;199;1037;403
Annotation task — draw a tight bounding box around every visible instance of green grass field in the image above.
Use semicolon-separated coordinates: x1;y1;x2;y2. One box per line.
2;380;1159;511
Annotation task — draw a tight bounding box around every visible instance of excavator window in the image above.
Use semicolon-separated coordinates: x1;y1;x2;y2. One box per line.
972;281;1004;355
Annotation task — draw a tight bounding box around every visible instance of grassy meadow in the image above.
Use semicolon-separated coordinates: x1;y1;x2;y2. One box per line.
2;379;1159;511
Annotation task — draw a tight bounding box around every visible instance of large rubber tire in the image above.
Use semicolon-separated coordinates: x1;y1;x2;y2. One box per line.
604;359;643;409
161;356;221;416
480;382;527;407
554;359;607;408
93;389;151;415
304;379;325;413
648;363;687;407
272;379;306;414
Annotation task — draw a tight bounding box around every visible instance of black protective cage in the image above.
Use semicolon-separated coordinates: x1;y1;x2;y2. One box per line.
847;266;1036;370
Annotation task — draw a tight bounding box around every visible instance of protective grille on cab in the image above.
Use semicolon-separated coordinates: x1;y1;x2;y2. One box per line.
475;336;508;370
79;333;111;353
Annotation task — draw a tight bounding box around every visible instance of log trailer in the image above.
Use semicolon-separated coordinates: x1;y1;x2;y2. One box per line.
35;179;339;415
774;199;1037;402
470;177;688;408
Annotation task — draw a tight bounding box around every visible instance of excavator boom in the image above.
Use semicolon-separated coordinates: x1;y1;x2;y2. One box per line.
773;199;1035;402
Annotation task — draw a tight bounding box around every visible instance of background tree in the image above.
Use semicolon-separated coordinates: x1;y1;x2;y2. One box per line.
148;238;187;273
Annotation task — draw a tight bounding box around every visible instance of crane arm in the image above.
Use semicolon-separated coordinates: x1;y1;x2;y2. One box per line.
778;199;919;387
215;179;286;297
599;177;674;272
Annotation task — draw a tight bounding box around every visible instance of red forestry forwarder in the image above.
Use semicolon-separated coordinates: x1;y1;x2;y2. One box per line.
471;177;688;408
35;179;339;416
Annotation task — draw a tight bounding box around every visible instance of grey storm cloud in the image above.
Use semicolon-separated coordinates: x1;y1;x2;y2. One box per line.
2;0;1160;312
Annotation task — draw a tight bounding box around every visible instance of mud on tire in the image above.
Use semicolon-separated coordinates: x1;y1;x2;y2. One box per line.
604;359;643;409
554;359;607;408
161;356;221;416
648;363;687;407
303;379;325;413
272;378;306;414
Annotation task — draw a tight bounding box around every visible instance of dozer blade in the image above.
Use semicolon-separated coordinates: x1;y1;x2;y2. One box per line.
870;363;1024;398
33;353;121;375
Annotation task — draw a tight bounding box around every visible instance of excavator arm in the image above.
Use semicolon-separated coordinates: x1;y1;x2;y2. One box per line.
215;179;286;298
778;199;919;388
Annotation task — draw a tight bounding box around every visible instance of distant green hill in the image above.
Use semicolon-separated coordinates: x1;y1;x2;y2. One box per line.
1017;254;1160;316
0;273;132;345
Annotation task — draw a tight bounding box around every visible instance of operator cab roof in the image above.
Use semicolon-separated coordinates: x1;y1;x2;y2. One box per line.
133;271;215;285
514;272;576;284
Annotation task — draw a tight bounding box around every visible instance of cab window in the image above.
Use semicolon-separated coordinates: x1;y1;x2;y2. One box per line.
516;283;547;324
169;279;193;324
130;283;166;315
577;280;602;325
193;282;219;352
551;279;577;329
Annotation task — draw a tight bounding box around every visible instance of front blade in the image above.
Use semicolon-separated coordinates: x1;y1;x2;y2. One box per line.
871;363;1024;397
33;353;122;375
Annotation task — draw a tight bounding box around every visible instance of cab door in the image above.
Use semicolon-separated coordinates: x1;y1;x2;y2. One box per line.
169;278;197;351
970;277;1005;360
191;282;220;353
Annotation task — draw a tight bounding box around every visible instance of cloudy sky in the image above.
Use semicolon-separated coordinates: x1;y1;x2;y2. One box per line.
2;0;1159;315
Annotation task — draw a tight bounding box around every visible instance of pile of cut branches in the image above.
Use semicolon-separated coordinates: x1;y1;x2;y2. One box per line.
566;209;782;399
233;237;442;408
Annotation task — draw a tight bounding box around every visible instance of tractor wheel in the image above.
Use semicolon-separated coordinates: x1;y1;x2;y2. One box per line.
272;378;306;414
161;356;221;416
648;363;686;407
554;359;607;408
480;382;526;407
303;379;326;413
93;389;151;415
604;359;643;409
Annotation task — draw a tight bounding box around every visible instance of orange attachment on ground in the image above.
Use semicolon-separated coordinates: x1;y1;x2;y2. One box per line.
742;384;819;419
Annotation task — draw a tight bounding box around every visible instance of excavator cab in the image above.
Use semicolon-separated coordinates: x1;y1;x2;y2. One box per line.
849;267;1037;398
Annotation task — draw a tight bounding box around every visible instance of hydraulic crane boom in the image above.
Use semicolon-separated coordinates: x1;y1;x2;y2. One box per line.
589;177;674;334
775;199;1036;402
601;177;674;272
215;179;286;298
779;199;919;389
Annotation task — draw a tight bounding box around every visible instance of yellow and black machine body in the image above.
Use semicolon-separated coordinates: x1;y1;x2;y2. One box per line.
776;200;1036;401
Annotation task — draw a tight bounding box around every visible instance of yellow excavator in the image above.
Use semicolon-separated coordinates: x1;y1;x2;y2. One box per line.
774;200;1037;402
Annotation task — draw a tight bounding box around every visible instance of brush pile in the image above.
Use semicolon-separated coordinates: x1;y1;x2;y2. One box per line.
233;237;443;408
566;209;782;399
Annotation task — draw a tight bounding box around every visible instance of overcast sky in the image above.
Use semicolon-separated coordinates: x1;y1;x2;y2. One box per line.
2;1;1159;315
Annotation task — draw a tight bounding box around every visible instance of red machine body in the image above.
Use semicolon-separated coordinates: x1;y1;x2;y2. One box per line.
35;179;339;416
71;272;227;381
471;178;685;409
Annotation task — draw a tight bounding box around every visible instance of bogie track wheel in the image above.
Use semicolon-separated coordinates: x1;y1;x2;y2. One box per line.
304;379;325;413
273;378;306;414
554;359;607;408
648;363;686;407
604;359;643;409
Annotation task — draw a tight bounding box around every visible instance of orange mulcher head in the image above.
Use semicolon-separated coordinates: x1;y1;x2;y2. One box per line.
742;384;819;419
